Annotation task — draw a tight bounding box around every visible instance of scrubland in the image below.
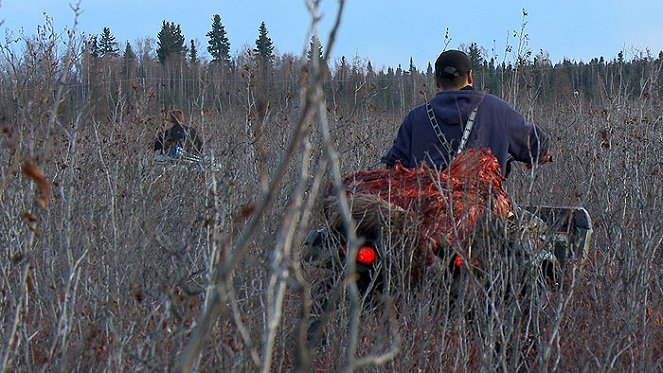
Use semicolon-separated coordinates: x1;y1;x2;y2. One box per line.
0;7;661;372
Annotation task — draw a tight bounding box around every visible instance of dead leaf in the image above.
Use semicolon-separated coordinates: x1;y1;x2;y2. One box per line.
240;204;255;218
23;212;38;222
22;160;51;209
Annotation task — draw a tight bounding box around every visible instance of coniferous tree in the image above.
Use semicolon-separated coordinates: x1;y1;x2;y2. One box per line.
467;42;484;85
122;41;136;76
467;42;484;68
426;62;433;77
254;22;274;65
336;56;348;92
156;21;187;64
307;35;323;62
408;57;416;74
123;41;136;60
206;14;231;63
88;35;100;59
121;41;137;93
367;61;375;78
189;39;198;64
98;27;119;57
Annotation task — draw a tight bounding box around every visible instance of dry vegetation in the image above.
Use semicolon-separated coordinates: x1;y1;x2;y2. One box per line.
1;5;661;373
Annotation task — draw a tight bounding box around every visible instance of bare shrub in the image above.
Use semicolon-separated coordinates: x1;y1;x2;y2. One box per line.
0;3;661;373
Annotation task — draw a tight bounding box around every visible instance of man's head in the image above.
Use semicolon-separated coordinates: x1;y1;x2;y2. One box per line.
435;50;473;90
167;109;186;125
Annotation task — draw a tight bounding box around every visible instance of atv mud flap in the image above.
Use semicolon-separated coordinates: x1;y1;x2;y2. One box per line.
524;206;592;267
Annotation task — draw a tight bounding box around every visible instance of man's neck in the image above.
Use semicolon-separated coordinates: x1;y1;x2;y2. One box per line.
441;84;474;92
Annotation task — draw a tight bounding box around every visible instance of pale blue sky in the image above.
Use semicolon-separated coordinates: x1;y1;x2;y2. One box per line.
1;0;662;70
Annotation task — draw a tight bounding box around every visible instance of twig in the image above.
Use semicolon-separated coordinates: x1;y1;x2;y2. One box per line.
177;12;336;373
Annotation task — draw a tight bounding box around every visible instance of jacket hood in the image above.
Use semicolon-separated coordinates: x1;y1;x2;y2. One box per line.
429;89;484;125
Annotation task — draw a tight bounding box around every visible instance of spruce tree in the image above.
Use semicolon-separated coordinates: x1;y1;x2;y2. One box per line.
426;62;433;77
122;41;136;78
189;39;198;64
88;35;100;59
307;35;323;62
254;22;274;64
156;21;187;64
206;14;231;63
409;57;416;74
174;24;186;54
366;60;376;83
98;27;119;57
467;43;484;69
123;41;136;60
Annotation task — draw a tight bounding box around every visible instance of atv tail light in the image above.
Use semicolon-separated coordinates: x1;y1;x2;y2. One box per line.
455;255;462;268
356;246;377;265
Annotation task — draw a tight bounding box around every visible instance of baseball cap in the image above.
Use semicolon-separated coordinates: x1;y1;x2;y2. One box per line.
435;50;472;78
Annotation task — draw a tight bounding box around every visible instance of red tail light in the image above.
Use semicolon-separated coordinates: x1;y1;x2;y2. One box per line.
356;246;377;265
455;255;462;268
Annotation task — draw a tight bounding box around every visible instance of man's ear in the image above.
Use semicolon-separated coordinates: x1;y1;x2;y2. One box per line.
467;70;474;86
435;75;441;89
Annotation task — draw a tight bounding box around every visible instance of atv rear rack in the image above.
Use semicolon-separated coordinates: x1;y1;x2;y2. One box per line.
524;206;592;267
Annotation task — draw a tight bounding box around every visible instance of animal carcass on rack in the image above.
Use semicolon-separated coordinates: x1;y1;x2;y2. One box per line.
321;148;513;280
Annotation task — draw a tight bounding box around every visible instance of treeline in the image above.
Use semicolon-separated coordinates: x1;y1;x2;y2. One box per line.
1;14;662;124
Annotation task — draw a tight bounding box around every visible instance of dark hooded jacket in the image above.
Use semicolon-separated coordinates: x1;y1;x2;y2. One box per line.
381;87;550;175
154;123;203;155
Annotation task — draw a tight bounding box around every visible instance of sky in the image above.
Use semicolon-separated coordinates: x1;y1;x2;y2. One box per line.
1;0;663;71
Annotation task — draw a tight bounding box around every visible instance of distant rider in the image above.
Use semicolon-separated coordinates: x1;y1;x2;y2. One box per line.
154;109;203;157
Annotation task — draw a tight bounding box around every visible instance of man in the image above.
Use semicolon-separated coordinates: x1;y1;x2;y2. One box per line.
381;49;550;175
154;109;203;156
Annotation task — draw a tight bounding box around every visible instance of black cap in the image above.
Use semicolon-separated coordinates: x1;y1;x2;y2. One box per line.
435;50;472;78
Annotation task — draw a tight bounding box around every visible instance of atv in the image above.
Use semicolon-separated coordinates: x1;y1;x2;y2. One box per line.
300;149;593;302
301;203;592;296
153;143;208;165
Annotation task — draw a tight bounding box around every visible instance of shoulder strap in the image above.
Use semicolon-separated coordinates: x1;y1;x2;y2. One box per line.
426;102;446;147
457;107;478;154
426;102;479;156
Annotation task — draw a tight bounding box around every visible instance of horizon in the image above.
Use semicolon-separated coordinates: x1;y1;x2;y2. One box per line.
2;1;663;70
